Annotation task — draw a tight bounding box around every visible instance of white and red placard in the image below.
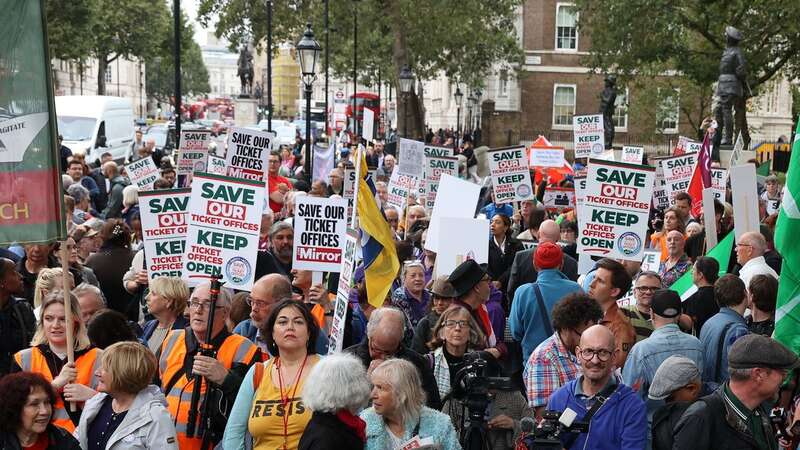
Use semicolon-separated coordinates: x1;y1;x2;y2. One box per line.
225;127;274;182
621;146;644;164
139;189;190;279
386;167;419;212
207;155;227;176
711;168;728;201
125;156;159;190
292;196;348;273
424;155;458;210
176;129;211;187
181;172;264;291
573;114;605;158
659;152;697;205
328;229;358;353
488;146;534;204
577;159;655;261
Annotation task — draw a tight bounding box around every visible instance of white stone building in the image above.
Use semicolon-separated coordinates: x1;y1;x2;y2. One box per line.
51;57;147;118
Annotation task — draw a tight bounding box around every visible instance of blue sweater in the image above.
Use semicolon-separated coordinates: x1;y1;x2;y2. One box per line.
547;378;647;450
510;269;582;363
360;406;462;450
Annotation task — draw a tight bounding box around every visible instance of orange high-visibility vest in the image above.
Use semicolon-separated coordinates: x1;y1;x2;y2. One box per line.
158;330;258;450
14;346;102;433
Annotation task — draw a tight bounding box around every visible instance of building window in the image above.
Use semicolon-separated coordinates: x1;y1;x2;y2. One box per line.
498;70;509;97
552;84;576;127
105;66;112;83
657;89;680;133
556;4;578;51
613;88;629;130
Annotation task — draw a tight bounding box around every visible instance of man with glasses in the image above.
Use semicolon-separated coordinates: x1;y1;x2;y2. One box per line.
267;150;292;214
588;258;636;368
622;290;704;402
525;292;602;420
674;334;799;450
735;231;779;289
384;206;400;240
621;271;662;343
157;281;261;449
449;259;506;360
546;325;647;449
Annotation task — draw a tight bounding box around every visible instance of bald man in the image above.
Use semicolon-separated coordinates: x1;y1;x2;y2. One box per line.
736;231;779;288
546;325;647;449
507;219;579;298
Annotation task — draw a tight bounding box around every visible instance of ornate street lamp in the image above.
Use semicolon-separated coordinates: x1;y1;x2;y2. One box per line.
296;22;321;182
454;86;463;152
399;65;413;137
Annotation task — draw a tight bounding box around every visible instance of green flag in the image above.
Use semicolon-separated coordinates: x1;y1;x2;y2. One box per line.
670;231;734;300
774;118;800;351
0;1;66;245
757;160;771;177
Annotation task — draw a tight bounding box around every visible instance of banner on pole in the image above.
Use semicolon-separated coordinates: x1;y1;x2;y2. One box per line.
0;0;66;244
328;229;358;353
225;127;274;182
139;189;190;279
573;114;605;158
577;159;655;261
181;172;264;290
125;157;159;190
176;129;211;187
292;196;348;272
659;152;697;205
488;146;534;204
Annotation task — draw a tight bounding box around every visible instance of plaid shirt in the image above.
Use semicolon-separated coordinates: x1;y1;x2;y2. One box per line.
524;332;580;408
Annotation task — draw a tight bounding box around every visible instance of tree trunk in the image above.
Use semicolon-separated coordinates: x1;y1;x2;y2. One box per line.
97;55;107;95
386;0;422;140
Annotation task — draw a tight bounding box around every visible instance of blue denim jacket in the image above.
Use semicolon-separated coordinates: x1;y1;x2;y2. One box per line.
622;323;704;401
699;307;749;384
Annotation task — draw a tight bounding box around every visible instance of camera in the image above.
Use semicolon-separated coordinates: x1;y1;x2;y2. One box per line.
522;409;588;450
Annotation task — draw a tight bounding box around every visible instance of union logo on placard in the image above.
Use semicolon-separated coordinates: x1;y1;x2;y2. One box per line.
618;232;642;257
225;257;252;285
516;183;532;198
591;143;604;155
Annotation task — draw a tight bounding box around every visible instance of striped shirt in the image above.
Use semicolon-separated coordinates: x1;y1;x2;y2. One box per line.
524;332;580;408
621;306;654;343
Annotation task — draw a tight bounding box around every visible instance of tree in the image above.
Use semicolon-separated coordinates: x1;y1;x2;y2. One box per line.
46;0;93;61
146;10;210;104
89;0;169;94
198;0;523;139
573;0;800;145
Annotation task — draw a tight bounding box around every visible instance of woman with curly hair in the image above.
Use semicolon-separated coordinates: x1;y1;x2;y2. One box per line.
85;219;137;321
0;371;80;449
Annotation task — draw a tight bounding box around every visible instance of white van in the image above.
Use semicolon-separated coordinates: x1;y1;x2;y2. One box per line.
55;96;135;165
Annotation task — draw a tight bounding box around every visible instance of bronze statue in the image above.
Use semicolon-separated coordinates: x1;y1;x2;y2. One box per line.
599;75;617;149
237;44;254;98
715;26;748;145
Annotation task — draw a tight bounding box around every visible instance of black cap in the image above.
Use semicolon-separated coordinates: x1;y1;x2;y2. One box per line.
448;260;486;298
651;289;681;319
728;334;800;370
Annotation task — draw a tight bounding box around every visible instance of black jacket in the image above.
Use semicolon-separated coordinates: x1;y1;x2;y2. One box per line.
506;247;578;301
0;424;80;450
651;401;693;450
89;168;109;212
0;297;35;377
673;386;778;450
298;411;364;450
487;237;524;292
344;340;442;410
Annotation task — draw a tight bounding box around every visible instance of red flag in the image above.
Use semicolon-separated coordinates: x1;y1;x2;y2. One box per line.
687;132;712;217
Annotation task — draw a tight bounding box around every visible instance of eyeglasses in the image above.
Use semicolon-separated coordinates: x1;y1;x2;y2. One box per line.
246;296;270;310
444;320;469;329
268;159;281;164
189;300;226;311
578;348;613;362
634;286;659;293
736;243;752;248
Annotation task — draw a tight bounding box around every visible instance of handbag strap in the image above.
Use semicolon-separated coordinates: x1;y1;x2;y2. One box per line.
533;284;554;337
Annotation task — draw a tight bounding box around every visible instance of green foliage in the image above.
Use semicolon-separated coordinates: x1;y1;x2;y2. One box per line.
90;0;169;62
45;0;93;61
146;10;211;102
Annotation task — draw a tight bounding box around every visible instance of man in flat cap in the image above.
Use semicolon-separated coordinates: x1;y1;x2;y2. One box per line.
449;259;506;360
673;334;799;449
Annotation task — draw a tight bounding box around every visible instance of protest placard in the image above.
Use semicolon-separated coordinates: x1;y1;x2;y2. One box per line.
577;159;655;261
292;196;348;272
651;158;670;210
207;155;227;175
730;164;759;242
398;138;425;177
488;146;534;204
386;167;419;211
543;187;576;212
702;188;718;249
659;152;697;205
434;217;489;278
729;132;744;167
710;168;728;201
328;229;358;353
176;130;211;187
686;141;702;154
125;157;159;190
574;176;587;213
529;147;565;168
139;189;191;279
621;146;644;164
426;174;481;253
225;127;274;182
424;155;458;210
363;108;375;142
181;172;264;290
640;250;660;273
573;114;605;158
423;144;454;158
344;167;376;225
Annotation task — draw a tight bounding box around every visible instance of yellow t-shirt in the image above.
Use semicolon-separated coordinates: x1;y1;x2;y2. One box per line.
248;355;320;450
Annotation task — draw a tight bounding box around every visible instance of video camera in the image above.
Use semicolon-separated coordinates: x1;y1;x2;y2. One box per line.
520;409;588;450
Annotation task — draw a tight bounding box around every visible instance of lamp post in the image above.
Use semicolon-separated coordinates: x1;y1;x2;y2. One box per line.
297;22;321;183
454;87;463;153
266;0;273;131
467;93;476;135
398;65;413;138
474;88;482;130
